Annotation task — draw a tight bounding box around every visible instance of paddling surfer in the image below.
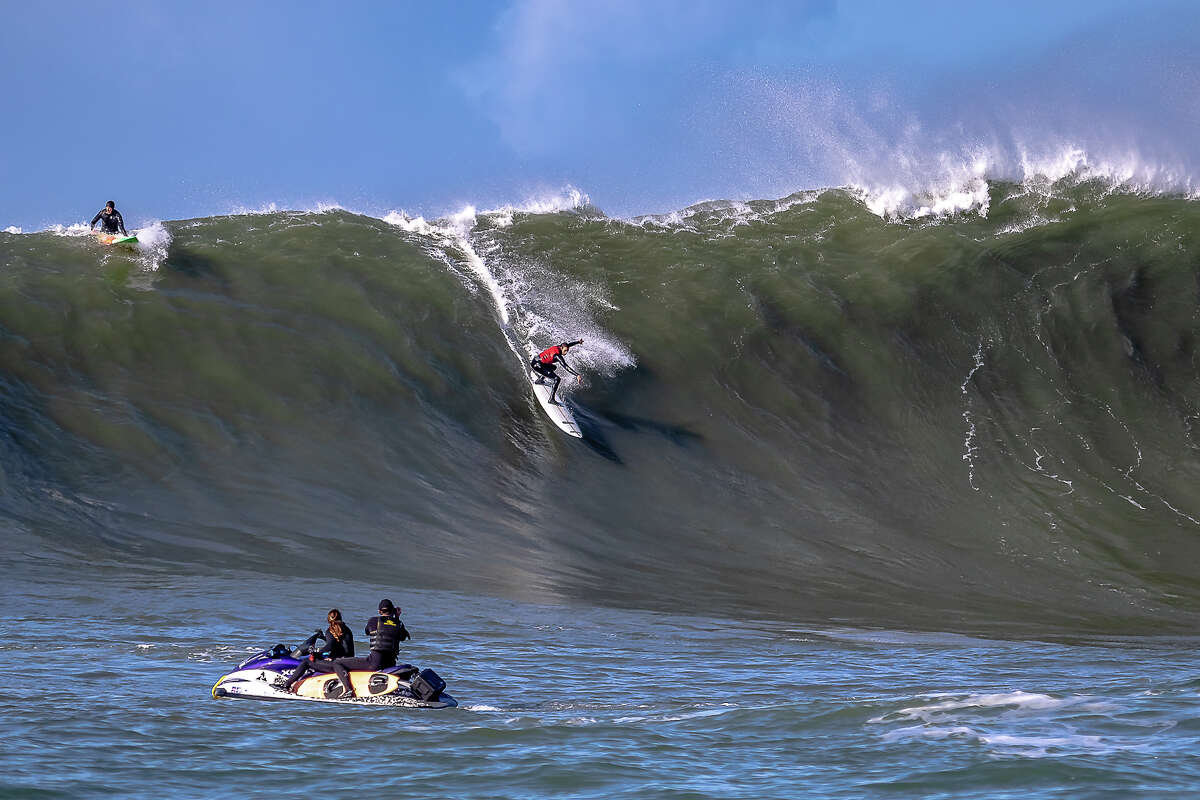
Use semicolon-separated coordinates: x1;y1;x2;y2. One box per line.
89;201;127;236
531;339;583;405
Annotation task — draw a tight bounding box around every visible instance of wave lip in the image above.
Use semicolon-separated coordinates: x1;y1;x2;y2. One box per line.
381;207;511;326
477;186;591;228
848;143;1199;222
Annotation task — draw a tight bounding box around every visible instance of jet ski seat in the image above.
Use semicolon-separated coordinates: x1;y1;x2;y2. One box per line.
383;664;419;679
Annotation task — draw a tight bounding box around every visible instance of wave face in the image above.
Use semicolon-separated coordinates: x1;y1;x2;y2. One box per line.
5;184;1200;634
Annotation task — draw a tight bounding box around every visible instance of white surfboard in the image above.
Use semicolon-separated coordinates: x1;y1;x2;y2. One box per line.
530;371;583;438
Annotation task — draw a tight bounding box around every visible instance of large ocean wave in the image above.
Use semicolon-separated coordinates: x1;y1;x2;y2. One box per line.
4;171;1200;635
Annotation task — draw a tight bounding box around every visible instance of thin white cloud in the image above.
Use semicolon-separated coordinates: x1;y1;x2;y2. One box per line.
457;0;739;154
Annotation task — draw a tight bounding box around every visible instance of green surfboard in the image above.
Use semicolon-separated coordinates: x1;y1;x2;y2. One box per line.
96;233;138;247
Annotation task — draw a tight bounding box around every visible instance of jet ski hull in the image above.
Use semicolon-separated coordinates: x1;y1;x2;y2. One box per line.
211;649;457;708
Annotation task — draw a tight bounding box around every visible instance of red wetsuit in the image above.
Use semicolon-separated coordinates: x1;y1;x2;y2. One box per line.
530;344;580;403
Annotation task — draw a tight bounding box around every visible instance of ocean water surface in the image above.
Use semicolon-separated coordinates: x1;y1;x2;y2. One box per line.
5;572;1200;798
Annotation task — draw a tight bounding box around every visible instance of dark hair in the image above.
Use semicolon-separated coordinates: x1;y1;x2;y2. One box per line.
105;200;115;208
327;608;346;640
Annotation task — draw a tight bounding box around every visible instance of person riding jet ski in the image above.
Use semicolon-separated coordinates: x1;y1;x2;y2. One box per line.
211;600;452;707
281;608;354;693
329;598;409;699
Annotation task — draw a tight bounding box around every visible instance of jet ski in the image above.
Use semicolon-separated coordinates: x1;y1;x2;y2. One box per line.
211;643;458;708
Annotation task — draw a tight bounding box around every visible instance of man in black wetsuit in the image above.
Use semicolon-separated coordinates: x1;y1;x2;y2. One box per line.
89;201;127;235
531;339;583;405
330;598;409;698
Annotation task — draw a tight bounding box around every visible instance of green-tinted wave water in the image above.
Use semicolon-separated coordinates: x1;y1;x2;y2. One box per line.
4;183;1200;635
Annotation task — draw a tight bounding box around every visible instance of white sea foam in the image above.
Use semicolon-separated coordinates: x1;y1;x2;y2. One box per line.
219;201;349;218
48;223;92;236
381;188;637;386
960;341;987;491
633;192;822;234
480;239;638;381
224;202;280;216
851;143;1199;223
869;690;1116;727
718;65;1200;225
880;723;1128;757
977;732;1111;755
613;705;742;725
626;138;1194;230
878;690;1070;722
869;690;1135;758
632;141;1196;229
478;186;589;228
132;221;173;271
854;177;991;221
382;208;511;326
880;724;975;743
995;213;1053;236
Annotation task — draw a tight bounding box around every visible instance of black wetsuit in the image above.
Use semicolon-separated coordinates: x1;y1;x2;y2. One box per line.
283;626;355;689
90;208;127;235
331;614;409;695
530;347;579;403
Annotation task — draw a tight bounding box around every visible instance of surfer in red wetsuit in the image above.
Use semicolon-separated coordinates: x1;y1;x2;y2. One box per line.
531;339;583;405
89;201;127;235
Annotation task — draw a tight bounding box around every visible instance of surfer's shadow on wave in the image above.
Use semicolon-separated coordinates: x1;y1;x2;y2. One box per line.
577;406;703;448
159;249;233;289
570;369;704;463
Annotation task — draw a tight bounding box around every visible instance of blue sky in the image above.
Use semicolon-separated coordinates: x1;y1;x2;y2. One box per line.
3;1;1196;230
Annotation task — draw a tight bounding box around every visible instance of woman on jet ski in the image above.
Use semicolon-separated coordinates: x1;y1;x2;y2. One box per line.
281;608;355;692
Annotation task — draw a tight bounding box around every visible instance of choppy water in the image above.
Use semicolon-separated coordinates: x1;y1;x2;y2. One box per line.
5;573;1199;798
